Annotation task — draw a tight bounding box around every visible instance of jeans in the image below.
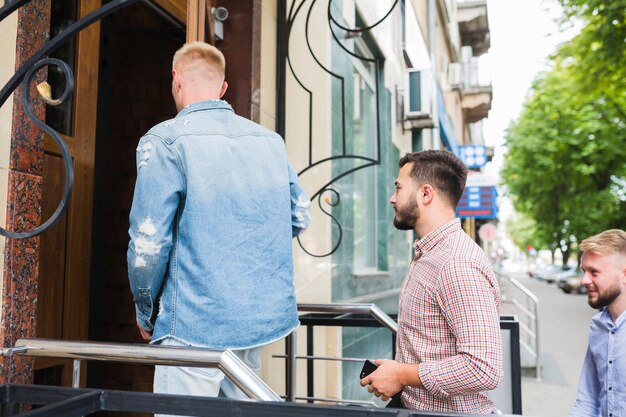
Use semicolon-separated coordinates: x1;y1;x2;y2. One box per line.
153;338;263;417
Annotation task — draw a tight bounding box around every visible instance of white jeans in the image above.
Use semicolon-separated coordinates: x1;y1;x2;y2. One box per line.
153;338;263;417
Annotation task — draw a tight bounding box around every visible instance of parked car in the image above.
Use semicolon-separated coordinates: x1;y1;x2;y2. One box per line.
557;270;587;294
532;265;576;284
527;264;560;280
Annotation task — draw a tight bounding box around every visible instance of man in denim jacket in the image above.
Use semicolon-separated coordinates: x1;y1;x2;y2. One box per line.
127;42;310;402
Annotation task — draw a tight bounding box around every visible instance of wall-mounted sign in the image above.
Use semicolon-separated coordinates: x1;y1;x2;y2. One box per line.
456;185;498;219
456;145;488;168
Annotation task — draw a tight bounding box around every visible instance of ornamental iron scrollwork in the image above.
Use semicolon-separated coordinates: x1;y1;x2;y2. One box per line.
298;188;343;258
282;0;399;257
0;0;141;238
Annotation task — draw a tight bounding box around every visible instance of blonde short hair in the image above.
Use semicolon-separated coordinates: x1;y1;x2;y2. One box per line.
579;229;626;256
172;41;225;82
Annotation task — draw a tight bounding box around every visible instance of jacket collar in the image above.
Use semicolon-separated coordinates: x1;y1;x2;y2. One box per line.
177;100;233;118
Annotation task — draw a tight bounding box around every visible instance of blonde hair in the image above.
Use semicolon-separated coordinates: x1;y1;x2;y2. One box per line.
579;229;626;256
172;41;225;83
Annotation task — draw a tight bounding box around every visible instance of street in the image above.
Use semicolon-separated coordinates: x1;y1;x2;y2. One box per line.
500;270;597;416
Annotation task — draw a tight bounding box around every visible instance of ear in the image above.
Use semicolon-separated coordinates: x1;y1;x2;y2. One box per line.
219;81;228;98
172;69;182;92
421;184;435;205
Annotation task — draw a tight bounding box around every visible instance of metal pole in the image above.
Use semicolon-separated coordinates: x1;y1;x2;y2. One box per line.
7;339;282;401
306;325;314;403
285;331;297;402
72;359;81;388
534;300;541;382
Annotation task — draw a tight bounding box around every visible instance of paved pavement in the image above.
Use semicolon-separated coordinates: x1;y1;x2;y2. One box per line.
499;270;597;417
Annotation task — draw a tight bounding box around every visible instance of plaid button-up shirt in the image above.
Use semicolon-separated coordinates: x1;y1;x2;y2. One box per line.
397;219;502;413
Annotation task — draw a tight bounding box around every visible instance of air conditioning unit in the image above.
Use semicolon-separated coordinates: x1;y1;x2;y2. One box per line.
403;69;434;130
405;69;433;117
448;62;463;89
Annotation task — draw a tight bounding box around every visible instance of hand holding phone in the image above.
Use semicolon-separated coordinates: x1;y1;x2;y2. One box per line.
359;359;403;408
360;359;378;379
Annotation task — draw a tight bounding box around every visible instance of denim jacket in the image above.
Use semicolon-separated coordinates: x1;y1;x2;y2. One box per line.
127;100;310;349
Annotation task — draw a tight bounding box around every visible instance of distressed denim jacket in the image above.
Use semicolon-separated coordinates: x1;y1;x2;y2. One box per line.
127;100;310;350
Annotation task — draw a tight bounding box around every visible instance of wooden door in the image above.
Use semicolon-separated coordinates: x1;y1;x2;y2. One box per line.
36;0;101;387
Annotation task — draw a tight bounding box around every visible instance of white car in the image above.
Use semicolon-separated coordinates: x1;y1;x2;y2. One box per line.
557;270;587;294
533;265;576;284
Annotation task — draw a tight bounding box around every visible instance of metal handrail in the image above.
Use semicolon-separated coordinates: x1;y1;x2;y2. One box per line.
283;303;398;402
297;303;398;334
1;338;282;401
506;276;541;381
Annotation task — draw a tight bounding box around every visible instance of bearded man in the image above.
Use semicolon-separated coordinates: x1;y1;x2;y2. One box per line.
360;150;502;413
570;229;626;417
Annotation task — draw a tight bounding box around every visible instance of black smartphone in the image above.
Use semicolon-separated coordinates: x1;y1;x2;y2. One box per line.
360;359;378;379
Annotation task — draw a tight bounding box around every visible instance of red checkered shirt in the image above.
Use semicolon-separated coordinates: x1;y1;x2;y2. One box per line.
397;219;502;413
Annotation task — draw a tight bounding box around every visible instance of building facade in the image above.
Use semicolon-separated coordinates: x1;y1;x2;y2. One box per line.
0;0;492;406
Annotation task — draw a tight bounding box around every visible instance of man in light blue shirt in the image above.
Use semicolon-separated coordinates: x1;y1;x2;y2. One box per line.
570;229;626;417
127;42;310;405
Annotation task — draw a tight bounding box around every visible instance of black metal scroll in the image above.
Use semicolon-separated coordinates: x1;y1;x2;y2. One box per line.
281;0;398;256
0;0;140;238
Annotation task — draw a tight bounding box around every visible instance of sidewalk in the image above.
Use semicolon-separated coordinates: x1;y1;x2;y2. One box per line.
499;272;596;417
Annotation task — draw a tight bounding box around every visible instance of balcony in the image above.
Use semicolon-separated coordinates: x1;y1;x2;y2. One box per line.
458;0;490;56
449;58;493;123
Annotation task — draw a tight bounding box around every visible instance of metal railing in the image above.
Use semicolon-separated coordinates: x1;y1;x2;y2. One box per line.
502;275;541;381
281;303;398;404
286;303;522;414
0;338;282;401
297;303;398;333
0;304;521;415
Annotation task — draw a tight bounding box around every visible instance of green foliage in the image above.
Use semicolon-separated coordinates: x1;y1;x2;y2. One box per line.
505;214;552;252
503;1;626;254
502;56;626;255
555;0;626;112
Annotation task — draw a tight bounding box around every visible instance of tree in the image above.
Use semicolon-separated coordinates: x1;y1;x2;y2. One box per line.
501;59;626;264
505;213;558;262
554;0;626;231
555;0;626;128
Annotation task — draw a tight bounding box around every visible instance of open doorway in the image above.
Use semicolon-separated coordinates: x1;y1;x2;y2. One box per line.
88;2;183;394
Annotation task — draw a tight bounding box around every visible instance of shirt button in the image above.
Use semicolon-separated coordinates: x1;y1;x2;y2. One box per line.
609;360;613;364
611;331;615;334
608;386;612;390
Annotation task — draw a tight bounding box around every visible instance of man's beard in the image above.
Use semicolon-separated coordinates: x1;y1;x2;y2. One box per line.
588;284;621;309
393;194;419;230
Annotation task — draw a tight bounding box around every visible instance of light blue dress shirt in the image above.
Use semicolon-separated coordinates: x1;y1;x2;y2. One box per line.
570;308;626;417
127;100;310;350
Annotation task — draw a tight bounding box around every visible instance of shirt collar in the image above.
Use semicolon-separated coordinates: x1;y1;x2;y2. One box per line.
602;307;626;328
177;99;233;118
413;218;461;257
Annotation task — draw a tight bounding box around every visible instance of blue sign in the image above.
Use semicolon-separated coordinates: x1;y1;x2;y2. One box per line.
456;145;488;168
456;186;498;219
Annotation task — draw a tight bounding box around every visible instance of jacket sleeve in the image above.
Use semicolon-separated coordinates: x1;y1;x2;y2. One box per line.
419;260;503;398
569;344;600;416
127;134;184;332
289;163;310;237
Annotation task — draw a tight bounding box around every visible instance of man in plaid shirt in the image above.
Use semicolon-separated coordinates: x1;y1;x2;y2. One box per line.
361;150;502;413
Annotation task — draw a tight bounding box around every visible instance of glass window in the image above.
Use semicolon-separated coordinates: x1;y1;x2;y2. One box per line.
351;40;378;271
